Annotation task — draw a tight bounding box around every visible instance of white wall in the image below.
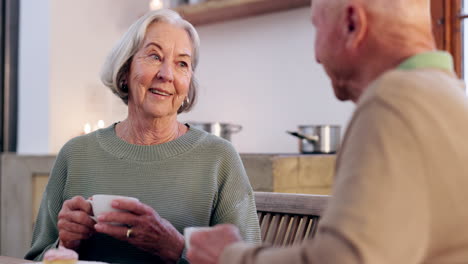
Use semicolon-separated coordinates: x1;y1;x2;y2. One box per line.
48;0;149;153
17;0;50;154
18;1;354;154
181;8;354;153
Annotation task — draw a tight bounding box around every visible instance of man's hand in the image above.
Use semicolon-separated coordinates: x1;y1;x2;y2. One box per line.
187;224;243;264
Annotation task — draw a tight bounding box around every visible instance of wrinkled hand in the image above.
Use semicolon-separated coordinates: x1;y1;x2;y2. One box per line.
57;196;95;250
94;199;184;264
187;224;243;264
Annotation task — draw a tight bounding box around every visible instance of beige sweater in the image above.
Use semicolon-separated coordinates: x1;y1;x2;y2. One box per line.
221;68;468;263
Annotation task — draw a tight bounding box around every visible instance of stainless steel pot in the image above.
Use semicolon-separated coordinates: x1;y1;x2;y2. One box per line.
188;122;242;142
287;125;341;154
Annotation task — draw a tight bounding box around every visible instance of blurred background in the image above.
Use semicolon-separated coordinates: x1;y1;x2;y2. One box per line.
0;0;465;155
13;0;354;154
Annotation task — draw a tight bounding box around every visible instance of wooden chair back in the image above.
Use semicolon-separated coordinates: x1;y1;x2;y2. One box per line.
254;192;329;246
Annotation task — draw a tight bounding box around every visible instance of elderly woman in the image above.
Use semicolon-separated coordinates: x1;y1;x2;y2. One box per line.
25;9;260;264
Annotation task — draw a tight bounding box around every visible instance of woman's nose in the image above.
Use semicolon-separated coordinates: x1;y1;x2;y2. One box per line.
156;62;174;82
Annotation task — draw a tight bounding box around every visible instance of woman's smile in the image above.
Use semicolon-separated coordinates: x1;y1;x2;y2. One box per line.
148;87;173;98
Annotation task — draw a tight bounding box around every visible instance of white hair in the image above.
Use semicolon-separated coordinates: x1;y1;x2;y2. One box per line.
100;9;200;113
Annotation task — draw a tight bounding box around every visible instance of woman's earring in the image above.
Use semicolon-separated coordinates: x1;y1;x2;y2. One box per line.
181;97;189;108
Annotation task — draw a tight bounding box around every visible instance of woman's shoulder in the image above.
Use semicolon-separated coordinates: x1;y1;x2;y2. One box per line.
57;130;100;156
189;126;239;156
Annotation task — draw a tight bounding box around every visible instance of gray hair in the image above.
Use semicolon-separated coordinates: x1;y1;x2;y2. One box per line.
100;9;200;113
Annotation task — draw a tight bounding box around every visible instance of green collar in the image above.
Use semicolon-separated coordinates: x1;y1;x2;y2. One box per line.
397;51;454;72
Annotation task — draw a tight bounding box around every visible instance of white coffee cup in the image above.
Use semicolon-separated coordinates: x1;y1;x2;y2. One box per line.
184;226;212;250
88;194;139;225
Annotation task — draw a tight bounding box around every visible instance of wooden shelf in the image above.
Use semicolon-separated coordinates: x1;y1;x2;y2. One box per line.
174;0;310;26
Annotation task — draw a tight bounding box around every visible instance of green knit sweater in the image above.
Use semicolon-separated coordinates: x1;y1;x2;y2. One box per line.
25;124;261;264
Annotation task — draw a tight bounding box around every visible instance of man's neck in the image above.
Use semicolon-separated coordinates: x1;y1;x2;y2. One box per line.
349;44;435;103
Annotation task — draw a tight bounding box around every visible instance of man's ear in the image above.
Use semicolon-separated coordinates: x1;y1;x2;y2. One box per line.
344;4;367;51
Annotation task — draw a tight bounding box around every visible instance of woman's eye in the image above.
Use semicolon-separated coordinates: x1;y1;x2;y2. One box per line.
150;54;161;61
178;61;188;68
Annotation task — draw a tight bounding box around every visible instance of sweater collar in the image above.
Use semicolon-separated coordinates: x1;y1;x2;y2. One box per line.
397;51;454;72
96;123;207;162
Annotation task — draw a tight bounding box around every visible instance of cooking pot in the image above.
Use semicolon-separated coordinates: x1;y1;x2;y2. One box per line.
188;122;242;142
287;125;341;154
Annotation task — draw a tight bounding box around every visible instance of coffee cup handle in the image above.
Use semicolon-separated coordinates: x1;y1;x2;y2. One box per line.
86;198;96;222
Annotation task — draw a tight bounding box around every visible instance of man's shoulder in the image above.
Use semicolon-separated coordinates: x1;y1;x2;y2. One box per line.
359;68;464;109
380;68;461;90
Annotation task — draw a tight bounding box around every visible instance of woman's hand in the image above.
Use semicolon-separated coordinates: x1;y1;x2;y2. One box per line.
94;199;185;264
57;196;95;250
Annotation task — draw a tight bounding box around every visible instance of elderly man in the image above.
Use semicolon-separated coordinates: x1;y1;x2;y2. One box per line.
186;0;468;263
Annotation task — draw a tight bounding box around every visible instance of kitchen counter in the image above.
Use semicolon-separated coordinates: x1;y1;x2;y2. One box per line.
240;153;336;195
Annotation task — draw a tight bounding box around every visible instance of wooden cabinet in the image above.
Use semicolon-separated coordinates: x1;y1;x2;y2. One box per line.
174;0;310;26
1;154;56;258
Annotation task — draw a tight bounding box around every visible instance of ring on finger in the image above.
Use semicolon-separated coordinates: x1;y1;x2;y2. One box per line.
126;228;133;239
